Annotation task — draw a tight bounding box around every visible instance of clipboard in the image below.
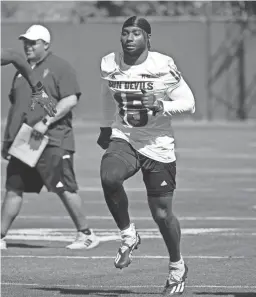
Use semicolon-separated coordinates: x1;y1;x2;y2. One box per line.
8;123;49;167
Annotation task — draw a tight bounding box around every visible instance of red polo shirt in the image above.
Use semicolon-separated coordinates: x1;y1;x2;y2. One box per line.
4;52;81;152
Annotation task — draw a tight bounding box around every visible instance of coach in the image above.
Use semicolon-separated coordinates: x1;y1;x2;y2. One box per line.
1;24;99;250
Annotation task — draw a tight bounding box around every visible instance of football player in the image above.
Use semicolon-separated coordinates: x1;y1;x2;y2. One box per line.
97;16;195;295
1;48;56;117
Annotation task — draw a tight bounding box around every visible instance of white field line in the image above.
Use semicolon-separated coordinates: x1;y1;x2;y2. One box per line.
2;187;255;193
78;187;213;192
1;282;256;289
0;187;215;193
2;154;256;163
2;118;256;127
17;215;256;221
78;186;256;192
5;228;256;243
2;255;246;260
1;155;256;169
176;153;256;160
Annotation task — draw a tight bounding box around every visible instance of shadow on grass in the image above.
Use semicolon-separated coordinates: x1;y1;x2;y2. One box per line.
195;293;256;297
7;243;46;248
33;287;160;296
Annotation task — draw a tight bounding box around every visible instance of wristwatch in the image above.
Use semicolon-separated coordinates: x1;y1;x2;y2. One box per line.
35;81;43;91
42;117;51;127
32;81;43;93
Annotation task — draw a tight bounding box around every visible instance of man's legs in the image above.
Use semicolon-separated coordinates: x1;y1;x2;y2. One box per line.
1;157;43;249
1;190;23;248
58;191;90;231
37;147;99;250
147;193;181;262
101;155;131;230
148;194;187;295
142;158;187;295
100;139;141;269
58;190;99;250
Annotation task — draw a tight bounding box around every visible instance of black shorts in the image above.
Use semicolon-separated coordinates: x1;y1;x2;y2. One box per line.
102;138;176;196
6;146;78;194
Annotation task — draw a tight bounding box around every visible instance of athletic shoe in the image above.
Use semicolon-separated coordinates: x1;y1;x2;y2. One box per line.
66;229;100;250
114;223;141;269
163;263;188;295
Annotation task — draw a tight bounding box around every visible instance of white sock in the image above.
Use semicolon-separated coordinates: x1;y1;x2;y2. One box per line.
169;256;185;281
121;223;135;236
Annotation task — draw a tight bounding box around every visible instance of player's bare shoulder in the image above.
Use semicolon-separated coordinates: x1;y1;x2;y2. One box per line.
100;52;121;78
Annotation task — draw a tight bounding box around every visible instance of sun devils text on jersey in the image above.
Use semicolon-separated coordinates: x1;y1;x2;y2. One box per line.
100;51;195;163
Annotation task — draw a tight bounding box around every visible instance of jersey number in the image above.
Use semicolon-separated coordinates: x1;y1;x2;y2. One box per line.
114;92;149;127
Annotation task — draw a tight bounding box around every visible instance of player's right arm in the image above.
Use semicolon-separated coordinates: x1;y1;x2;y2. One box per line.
1;48;56;117
97;80;115;149
97;53;119;149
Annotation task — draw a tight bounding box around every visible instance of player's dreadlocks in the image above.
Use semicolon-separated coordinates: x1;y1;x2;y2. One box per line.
122;16;151;50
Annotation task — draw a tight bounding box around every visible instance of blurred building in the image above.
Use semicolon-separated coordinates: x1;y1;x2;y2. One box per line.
1;1;256;21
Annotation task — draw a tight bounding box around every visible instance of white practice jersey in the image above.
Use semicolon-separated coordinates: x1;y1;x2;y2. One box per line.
100;51;195;163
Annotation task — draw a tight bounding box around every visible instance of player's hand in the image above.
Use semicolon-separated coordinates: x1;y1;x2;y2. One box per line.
97;127;112;149
29;120;48;150
141;89;163;114
31;82;57;117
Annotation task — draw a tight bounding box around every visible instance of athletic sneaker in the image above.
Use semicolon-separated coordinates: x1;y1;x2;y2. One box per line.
114;223;141;269
0;238;7;250
66;229;100;250
163;262;188;295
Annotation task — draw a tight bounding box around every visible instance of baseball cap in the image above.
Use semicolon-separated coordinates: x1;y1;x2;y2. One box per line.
19;25;51;43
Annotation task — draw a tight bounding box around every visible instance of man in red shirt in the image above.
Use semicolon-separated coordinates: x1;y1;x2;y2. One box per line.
1;48;56;117
1;25;99;250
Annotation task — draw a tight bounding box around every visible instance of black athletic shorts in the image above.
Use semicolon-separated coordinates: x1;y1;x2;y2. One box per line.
102;138;176;196
6;146;78;194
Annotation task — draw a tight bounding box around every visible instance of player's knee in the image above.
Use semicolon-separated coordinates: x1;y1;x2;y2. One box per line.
150;197;176;226
101;167;124;192
153;209;178;229
149;192;174;222
153;207;170;223
100;155;126;191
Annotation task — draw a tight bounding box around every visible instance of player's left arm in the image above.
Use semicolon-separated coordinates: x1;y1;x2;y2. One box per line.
162;77;195;115
141;57;195;115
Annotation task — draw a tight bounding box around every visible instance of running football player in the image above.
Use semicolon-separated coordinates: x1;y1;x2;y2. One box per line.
97;16;195;295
